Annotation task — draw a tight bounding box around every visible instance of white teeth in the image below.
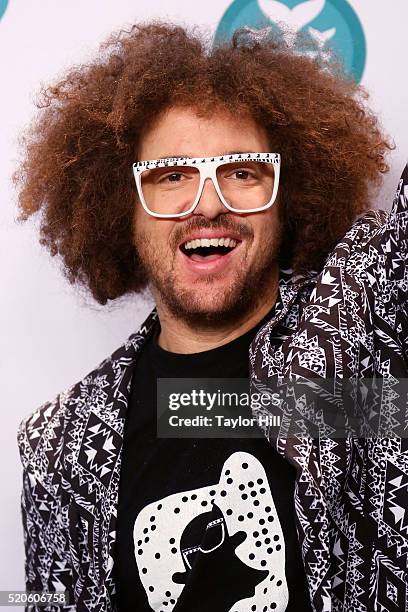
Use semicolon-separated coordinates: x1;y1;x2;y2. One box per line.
183;237;238;250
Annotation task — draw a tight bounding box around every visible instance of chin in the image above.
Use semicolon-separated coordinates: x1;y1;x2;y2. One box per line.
183;296;230;316
181;283;237;308
167;286;252;327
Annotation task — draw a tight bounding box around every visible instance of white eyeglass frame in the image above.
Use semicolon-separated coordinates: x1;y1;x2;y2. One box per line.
132;152;281;218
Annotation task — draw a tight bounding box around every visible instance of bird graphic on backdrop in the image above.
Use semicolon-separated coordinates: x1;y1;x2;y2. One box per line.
257;0;336;48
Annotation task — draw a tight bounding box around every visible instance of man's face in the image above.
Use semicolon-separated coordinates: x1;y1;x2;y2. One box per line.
133;106;282;327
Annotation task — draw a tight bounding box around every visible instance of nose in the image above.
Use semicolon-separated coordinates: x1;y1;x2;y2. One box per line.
193;177;226;219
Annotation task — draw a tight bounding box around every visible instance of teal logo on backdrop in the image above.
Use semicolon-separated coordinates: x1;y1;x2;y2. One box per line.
215;0;366;82
0;0;8;21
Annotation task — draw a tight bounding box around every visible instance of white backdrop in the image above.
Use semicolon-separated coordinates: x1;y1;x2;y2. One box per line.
1;0;407;600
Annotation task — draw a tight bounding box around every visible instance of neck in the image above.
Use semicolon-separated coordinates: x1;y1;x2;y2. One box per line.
153;268;280;354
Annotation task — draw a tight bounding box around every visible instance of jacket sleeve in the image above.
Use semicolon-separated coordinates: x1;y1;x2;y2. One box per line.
17;393;76;612
381;163;408;354
260;165;408;450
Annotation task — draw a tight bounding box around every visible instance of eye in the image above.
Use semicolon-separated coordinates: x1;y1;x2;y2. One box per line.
227;167;258;181
218;163;260;181
162;172;184;183
234;169;252;180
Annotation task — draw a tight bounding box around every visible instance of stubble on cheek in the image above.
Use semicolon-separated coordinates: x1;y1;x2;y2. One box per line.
134;226;175;287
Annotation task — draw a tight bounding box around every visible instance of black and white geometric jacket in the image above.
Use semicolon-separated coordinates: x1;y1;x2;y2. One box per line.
17;165;408;612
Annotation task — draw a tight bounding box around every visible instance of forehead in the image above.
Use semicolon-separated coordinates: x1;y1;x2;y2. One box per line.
138;105;270;161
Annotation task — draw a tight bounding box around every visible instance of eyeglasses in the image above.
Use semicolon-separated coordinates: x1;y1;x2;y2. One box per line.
132;152;281;218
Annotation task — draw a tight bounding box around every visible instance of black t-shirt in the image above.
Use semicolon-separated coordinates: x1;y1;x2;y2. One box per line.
114;310;312;612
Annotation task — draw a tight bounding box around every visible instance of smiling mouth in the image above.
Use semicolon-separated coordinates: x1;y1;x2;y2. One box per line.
179;237;241;262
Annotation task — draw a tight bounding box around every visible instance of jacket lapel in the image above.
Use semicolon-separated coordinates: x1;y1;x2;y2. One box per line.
101;309;160;603
64;308;159;608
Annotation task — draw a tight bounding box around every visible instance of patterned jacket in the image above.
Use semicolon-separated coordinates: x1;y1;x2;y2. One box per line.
17;165;408;612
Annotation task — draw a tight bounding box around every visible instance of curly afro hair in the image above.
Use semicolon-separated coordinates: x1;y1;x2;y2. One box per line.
13;22;393;305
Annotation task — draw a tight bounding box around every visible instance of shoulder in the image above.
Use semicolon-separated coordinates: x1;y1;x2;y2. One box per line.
16;387;73;479
17;308;158;476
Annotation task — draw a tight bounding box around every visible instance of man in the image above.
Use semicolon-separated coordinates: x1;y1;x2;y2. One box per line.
15;22;408;612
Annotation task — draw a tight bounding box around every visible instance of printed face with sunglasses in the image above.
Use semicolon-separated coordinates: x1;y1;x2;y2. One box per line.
132;105;282;336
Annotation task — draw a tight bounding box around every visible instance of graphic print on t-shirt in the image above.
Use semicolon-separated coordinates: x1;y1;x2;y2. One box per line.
133;452;289;611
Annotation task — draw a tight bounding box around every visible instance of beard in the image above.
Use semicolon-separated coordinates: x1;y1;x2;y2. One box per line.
134;216;281;329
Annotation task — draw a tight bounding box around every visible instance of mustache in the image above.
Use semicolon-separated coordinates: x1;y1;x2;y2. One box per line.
171;216;254;250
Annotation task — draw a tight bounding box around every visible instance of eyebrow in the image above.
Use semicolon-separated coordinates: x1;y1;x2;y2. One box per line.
155;150;260;161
